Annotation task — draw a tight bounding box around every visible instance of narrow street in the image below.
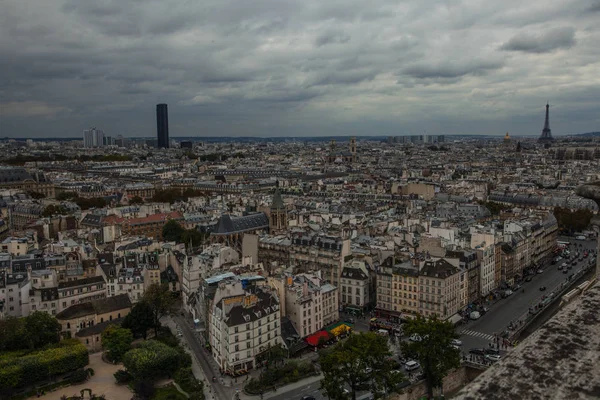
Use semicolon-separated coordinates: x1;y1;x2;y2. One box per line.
172;314;235;400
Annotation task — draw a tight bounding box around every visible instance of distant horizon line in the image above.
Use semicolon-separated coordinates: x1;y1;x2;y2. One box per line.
3;132;599;141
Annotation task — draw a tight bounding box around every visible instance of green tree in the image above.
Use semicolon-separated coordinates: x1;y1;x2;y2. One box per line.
264;344;286;370
130;195;144;205
122;301;154;339
400;315;461;399
102;325;133;362
181;229;206;249
143;284;175;336
56;191;78;201
27;191;46;199
23;311;61;349
319;332;401;400
162;219;185;242
0;316;26;351
42;204;60;217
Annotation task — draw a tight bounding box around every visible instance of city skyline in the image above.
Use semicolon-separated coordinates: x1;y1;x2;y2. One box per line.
1;0;599;138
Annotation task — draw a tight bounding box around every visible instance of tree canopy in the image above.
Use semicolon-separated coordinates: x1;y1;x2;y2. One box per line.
142;283;175;335
130;195;144;205
122;301;154;339
162;219;185;242
554;206;593;233
162;219;207;249
102;325;133;362
0;312;61;351
319;332;403;400
400;315;461;399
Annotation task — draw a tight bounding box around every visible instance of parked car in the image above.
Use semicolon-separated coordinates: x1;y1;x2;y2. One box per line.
451;339;463;346
525;276;532;282
537;269;544;274
485;348;500;355
576;235;586;240
485;354;501;362
539;286;547;291
470;311;481;320
409;334;422;342
404;360;420;371
469;348;485;355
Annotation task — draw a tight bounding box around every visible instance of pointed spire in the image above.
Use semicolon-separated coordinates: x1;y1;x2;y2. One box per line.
271;187;284;209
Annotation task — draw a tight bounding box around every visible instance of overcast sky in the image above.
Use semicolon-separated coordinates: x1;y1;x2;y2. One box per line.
1;0;599;138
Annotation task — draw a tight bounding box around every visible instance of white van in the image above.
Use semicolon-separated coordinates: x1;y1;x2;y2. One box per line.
576;235;586;241
470;311;481;320
405;360;420;371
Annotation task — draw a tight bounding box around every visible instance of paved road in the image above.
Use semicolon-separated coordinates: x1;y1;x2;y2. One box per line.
173;314;234;400
458;237;597;352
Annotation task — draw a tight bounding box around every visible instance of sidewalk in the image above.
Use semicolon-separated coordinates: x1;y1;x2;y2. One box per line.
239;374;323;400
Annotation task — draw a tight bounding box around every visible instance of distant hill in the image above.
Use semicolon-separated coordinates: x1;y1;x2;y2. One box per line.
575;132;600;137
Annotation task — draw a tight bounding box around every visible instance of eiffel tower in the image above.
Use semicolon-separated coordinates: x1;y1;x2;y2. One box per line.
538;103;555;143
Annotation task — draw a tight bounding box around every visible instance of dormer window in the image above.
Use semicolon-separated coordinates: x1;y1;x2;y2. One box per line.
243;314;250;322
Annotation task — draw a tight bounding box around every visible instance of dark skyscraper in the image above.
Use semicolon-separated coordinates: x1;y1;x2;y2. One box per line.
156;103;169;148
538;103;554;143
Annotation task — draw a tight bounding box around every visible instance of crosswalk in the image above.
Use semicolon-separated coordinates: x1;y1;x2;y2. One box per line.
459;329;495;341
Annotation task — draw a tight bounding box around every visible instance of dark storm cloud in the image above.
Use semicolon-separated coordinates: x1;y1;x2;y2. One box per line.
500;27;576;53
0;0;598;137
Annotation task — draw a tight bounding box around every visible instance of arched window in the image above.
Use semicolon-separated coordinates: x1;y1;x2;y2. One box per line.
66;322;70;329
100;317;104;323
118;313;121;318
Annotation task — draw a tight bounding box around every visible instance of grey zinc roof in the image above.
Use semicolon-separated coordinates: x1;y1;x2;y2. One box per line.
212;212;269;235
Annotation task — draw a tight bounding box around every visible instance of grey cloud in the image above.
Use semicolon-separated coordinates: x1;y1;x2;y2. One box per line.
401;60;504;79
315;30;351;47
0;0;598;137
500;27;576;53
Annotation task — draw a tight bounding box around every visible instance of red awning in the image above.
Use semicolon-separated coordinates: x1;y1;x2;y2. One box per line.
305;331;331;346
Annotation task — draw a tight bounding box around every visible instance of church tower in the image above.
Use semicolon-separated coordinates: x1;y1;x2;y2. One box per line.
349;137;357;162
269;182;287;234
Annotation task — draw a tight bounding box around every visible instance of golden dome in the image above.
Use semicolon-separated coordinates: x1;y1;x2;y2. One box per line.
504;132;511;141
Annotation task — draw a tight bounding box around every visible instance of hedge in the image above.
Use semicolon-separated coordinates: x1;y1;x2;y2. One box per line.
245;360;317;394
122;340;181;380
0;340;88;390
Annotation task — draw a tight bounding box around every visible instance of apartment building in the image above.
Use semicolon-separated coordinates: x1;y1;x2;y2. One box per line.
391;262;420;316
418;259;461;319
340;260;370;312
0;272;30;317
57;276;106;312
209;282;281;374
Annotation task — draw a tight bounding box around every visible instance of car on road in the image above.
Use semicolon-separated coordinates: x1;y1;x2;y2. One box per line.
404;360;420;371
572;260;577;266
558;265;563;271
537;269;544;274
576;235;586;240
485;348;500;355
539;286;547;291
301;397;316;400
485;354;501;362
470;311;481;320
451;339;463;346
525;276;532;282
469;348;486;355
563;269;569;274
